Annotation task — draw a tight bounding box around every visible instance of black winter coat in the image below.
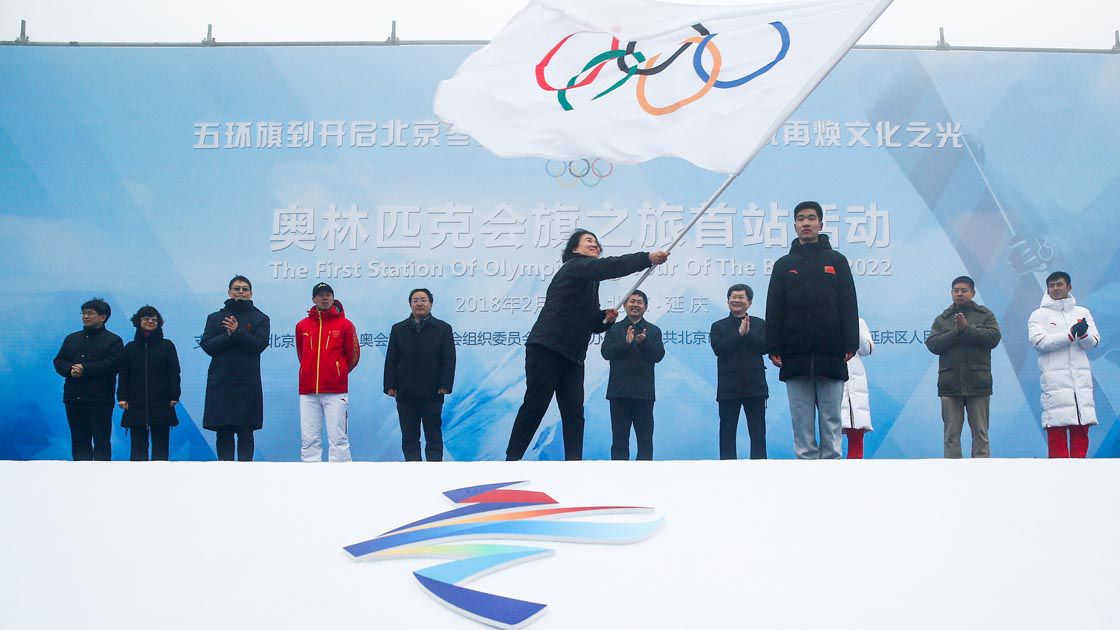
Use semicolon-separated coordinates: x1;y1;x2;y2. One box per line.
53;326;124;403
117;328;181;428
601;318;665;401
765;235;859;382
528;252;651;364
200;299;270;430
709;314;768;400
384;315;456;400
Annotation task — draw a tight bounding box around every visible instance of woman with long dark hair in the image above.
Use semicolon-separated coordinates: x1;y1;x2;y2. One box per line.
505;229;668;460
117;305;181;461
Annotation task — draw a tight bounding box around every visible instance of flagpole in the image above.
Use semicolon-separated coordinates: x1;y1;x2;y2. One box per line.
608;0;894;317
609;170;740;315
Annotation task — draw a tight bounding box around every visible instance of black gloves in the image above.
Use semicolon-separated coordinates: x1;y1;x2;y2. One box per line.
1070;319;1089;338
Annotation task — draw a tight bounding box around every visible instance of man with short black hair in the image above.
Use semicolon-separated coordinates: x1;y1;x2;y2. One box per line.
296;282;360;462
601;289;664;460
925;275;1001;458
201;275;270;461
1028;271;1100;457
710;284;768;459
766;201;859;460
385;288;456;461
53;297;124;460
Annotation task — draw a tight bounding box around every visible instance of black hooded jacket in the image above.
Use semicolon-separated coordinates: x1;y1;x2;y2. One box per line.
117;327;181;428
527;252;651;364
765;234;859;382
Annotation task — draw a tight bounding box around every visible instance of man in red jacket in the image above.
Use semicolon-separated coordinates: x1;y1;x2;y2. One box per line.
296;283;360;462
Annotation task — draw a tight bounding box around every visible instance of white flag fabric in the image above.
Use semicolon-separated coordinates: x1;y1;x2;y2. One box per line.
434;0;892;174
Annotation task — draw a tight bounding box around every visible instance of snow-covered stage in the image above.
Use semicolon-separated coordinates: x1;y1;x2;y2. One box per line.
2;459;1117;629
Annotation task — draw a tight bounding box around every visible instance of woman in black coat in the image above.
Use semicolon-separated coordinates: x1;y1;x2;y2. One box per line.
117;305;181;461
200;275;270;461
505;229;668;461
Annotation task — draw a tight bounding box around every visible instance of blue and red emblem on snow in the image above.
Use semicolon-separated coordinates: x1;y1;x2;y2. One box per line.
344;481;662;629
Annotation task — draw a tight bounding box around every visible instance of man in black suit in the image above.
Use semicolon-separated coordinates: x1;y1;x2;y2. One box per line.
384;288;456;461
601;290;665;460
709;284;768;459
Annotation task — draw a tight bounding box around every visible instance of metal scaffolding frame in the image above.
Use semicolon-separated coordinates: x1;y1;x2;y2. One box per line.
4;19;1119;53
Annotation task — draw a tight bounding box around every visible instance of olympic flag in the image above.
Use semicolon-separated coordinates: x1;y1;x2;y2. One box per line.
435;0;893;174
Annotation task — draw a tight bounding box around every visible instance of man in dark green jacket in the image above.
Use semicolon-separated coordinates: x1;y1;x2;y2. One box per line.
925;276;1001;458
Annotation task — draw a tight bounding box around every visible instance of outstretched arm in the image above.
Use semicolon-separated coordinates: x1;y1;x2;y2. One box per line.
566;252;653;281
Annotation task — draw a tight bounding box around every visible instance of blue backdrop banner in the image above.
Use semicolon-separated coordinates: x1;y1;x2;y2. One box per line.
1;45;1118;460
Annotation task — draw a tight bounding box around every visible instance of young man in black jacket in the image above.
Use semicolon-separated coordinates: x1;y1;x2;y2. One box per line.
53;297;124;461
710;283;768;459
601;289;665;460
505;229;669;461
384;288;456;461
765;201;859;460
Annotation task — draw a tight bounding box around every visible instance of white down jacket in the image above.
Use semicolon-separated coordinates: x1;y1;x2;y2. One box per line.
1027;293;1100;428
841;318;874;431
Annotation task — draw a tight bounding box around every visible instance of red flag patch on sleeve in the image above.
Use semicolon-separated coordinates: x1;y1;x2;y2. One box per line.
824;265;836;274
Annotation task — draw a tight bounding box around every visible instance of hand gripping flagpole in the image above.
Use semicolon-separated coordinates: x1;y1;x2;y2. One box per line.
607;0;894;320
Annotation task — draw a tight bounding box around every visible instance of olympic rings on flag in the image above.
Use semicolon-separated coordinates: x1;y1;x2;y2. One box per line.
545;158;614;187
534;21;791;116
693;22;789;88
636;35;721;116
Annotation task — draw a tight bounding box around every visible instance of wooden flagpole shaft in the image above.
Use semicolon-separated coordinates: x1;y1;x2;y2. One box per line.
607;171;741;319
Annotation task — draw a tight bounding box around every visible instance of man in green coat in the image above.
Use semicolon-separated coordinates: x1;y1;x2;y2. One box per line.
925;276;1002;458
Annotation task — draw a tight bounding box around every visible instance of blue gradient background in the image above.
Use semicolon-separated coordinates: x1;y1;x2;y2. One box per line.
1;46;1117;460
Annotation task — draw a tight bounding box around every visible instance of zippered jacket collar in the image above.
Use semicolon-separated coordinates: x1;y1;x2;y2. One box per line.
307;300;346;320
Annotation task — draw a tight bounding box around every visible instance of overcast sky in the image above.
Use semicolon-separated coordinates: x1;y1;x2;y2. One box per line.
2;0;1118;49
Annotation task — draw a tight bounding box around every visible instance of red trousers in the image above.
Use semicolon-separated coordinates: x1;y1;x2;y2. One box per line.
843;428;865;459
1046;425;1089;458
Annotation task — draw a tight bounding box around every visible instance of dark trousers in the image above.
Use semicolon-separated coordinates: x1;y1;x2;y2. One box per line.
65;401;114;461
609;398;655;460
215;427;254;461
397;398;444;461
506;344;586;461
129;425;171;461
717;397;767;460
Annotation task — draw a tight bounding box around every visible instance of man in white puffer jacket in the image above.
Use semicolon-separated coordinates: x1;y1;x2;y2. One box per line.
1027;271;1100;458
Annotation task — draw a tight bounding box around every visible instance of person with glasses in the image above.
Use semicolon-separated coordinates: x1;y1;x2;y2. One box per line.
200;275;271;461
117;306;181;461
384;288;456;461
53;297;124;460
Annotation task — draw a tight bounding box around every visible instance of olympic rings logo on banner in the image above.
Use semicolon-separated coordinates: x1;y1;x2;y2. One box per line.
535;22;790;116
545;158;615;187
